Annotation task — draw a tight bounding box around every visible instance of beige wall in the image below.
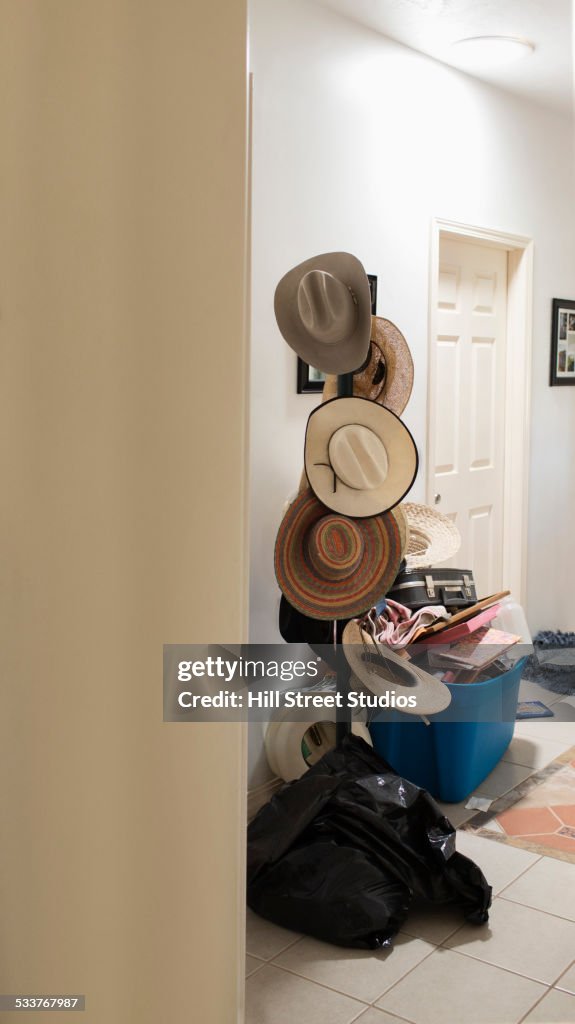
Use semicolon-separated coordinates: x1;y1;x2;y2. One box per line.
0;2;248;1021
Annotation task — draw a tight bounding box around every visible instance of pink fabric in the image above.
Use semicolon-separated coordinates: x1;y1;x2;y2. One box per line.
363;600;450;649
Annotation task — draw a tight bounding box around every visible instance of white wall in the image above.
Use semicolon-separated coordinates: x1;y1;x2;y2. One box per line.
248;0;575;783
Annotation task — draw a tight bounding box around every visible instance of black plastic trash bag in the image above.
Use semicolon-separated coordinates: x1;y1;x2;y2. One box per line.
247;734;491;949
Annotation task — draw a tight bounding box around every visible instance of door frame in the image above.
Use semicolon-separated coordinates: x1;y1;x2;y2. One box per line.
428;218;533;605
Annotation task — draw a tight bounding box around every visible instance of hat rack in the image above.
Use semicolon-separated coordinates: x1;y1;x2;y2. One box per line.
335;369;354;741
334;274;377;741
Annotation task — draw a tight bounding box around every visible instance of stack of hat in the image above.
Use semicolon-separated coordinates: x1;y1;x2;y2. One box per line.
272;252;459;713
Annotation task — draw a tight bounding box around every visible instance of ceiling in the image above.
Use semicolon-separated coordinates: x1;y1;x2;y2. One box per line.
316;0;573;115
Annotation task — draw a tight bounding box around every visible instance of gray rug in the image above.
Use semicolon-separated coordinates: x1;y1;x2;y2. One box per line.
523;631;575;696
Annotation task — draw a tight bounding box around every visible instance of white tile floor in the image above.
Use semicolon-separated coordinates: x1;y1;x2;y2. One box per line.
246;684;575;1024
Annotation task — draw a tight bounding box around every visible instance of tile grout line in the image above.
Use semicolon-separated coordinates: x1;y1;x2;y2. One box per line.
400;905;477;945
489;854;544;899
440;875;575;983
434;942;566;990
260;960;371;1007
513;946;575;1021
267;940;440;1012
555;956;575;988
427;855;545;951
420;945;555;990
245;960;267;980
400;923;461;944
547;958;575;991
364;943;440;1011
371;943;440;1005
501;757;562;770
497;893;575;925
359;938;569;1024
348;1002;414;1024
515;983;555;1024
246;933;303;963
249;918;572;1020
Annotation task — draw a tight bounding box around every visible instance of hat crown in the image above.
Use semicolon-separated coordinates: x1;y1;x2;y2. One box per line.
407;525;428;557
307;515;364;580
329;423;389;492
297;271;358;344
358;337;388;401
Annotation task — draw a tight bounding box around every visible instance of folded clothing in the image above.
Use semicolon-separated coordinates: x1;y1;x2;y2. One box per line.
362;599;450;648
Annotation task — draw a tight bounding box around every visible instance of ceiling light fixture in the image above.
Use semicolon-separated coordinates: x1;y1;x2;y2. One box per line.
451;36;535;68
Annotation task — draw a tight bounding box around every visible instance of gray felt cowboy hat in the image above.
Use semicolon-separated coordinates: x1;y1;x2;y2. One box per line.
274;252;372;375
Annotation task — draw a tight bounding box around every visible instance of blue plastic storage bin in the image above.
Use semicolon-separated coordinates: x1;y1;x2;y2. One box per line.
368;658;524;803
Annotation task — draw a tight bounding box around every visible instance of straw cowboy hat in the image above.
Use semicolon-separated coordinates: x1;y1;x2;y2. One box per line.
274;488;403;620
321;317;414;416
305;396;418;518
343;619;451;716
274;252;372;375
402;503;461;568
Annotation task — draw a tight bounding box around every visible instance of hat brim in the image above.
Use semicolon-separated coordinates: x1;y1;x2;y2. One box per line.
343;621;451;716
368;318;414;415
275;489;402;620
391;503;409;559
305;396;419;518
320;318;414;415
274;252;372;375
403;503;461;568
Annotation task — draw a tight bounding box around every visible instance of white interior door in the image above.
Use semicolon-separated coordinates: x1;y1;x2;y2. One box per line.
430;236;508;598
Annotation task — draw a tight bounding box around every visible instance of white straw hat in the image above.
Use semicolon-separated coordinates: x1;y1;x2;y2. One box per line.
401;503;461;568
274;252;372;375
305;397;418;518
343;620;451;716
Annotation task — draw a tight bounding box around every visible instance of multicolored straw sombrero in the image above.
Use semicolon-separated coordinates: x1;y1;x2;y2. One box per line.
274;488;402;620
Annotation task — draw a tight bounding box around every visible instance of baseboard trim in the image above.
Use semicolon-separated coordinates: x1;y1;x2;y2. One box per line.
247;776;283;821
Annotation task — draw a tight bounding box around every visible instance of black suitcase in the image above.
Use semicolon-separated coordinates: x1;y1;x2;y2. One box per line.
387;567;477;611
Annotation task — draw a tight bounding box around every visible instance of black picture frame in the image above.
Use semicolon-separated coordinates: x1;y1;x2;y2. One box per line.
550;298;575;385
367;274;378;316
296;359;326;394
296;274;378;393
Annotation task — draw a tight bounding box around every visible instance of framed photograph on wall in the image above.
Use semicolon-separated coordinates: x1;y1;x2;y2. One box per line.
296;274;378;393
550;298;575;385
296;360;326;393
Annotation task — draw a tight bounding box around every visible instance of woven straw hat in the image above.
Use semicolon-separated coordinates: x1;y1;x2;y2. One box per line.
274;252;372;375
402;502;461;568
274;488;402;620
391;502;409;556
321;316;414;415
305;396;418;518
343;620;451;716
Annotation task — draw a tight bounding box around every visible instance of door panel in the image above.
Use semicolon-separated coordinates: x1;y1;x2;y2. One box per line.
432;238;507;598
